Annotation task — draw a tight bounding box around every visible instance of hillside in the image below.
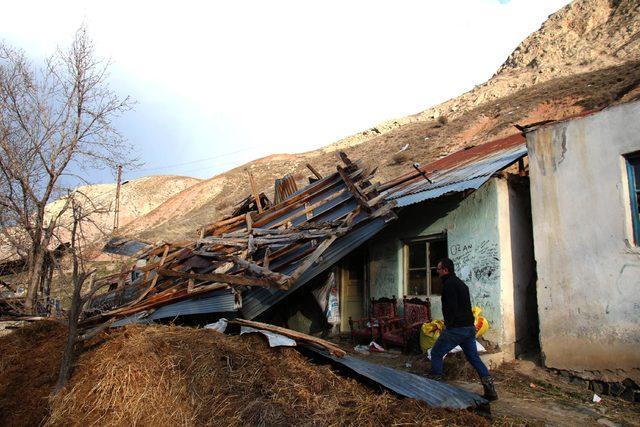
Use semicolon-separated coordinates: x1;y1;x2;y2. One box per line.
44;175;200;246
120;0;640;243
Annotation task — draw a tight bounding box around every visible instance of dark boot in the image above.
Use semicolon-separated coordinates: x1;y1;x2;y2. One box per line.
426;372;443;381
481;375;498;401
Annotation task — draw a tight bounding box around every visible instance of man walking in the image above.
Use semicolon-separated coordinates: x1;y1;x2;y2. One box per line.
428;258;498;401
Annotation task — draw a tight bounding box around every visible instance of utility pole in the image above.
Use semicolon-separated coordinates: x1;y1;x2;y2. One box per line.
113;165;122;230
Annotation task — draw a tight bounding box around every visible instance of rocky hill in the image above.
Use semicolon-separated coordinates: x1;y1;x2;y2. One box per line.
44;175;200;246
119;0;640;243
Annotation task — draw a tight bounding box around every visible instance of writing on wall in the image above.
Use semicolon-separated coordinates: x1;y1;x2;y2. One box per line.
450;239;499;284
450;239;501;332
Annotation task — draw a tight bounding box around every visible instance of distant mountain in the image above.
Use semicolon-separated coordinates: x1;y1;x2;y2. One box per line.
44;175;200;246
118;0;640;243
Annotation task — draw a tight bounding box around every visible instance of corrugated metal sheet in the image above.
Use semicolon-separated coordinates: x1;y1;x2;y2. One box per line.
304;346;487;409
241;216;387;319
273;174;299;205
385;134;527;207
149;288;238;319
103;237;151;257
111;288;237;327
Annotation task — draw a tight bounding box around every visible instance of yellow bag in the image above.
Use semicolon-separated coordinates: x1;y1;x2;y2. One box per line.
472;306;490;338
419;319;444;352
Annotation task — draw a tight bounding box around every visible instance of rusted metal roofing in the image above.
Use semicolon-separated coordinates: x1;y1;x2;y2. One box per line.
273;174;299;204
382;133;527;207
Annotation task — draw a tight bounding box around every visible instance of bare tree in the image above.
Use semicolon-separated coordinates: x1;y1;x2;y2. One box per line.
54;193;115;392
0;26;134;313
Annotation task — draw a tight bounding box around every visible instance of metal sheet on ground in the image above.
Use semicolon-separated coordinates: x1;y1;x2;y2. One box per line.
303;345;487;409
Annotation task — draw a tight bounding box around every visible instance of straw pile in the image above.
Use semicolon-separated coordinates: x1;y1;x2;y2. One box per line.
1;322;487;426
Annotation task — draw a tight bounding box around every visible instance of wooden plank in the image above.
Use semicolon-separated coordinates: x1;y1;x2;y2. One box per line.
130;244;170;305
203;213;246;235
245;212;253;232
228;256;289;284
337;165;372;213
338;151;353;167
267;187;349;229
136;247;191;272
263;247;271;270
284;235;337;285
230;319;346;357
246;169;263;213
252;173;343;227
306;163;323;180
158;268;284;289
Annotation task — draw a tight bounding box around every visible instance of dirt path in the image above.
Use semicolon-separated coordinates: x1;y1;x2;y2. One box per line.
457;380;629;426
344;346;640;426
457;360;640;426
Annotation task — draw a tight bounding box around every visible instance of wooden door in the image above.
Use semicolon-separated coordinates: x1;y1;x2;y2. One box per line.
340;252;365;333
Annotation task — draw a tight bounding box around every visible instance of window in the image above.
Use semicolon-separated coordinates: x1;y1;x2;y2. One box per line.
626;153;640;245
403;236;447;296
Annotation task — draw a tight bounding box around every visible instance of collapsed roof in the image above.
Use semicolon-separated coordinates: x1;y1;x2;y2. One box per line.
88;134;528;326
86;153;396;326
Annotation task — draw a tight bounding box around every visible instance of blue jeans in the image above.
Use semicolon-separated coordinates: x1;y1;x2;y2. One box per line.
429;326;489;378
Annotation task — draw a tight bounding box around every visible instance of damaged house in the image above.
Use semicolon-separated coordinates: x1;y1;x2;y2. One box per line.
283;133;537;366
89;100;639;398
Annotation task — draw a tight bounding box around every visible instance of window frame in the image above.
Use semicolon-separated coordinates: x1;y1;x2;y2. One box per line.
626;152;640;246
402;233;447;297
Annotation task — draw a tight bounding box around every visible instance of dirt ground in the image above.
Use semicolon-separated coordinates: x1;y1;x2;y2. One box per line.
340;342;640;427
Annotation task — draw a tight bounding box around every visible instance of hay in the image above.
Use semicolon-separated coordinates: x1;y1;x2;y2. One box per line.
48;324;486;426
0;322;487;426
0;320;67;427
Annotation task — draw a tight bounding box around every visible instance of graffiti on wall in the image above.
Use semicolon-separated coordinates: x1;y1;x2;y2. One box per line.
450;239;499;283
450;239;500;329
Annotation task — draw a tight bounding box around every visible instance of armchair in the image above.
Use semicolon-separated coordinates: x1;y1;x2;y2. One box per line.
380;296;431;353
348;296;397;344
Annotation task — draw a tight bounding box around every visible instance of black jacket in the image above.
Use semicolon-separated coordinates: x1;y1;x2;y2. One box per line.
441;274;475;328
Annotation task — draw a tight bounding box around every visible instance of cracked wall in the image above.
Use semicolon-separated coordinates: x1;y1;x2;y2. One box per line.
526;101;640;383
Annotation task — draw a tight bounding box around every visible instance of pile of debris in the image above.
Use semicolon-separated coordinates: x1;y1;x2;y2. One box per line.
83;153;396;329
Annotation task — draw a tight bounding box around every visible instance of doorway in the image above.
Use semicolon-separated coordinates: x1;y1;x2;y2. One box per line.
339;249;367;333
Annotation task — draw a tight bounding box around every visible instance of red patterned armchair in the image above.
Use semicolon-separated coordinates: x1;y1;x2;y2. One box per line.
380;296;431;353
348;296;397;344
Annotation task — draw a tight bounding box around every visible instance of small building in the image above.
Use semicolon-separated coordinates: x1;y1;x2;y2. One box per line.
525;100;640;385
276;134;540;364
338;134;538;362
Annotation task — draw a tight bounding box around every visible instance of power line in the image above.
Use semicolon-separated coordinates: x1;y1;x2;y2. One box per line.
121;157;248;180
133;147;259;172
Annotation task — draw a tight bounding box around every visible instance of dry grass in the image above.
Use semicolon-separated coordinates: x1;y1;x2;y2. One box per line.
46;324;486;426
391;152;410;165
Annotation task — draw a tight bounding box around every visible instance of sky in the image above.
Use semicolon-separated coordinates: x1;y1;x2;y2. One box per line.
0;0;570;184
